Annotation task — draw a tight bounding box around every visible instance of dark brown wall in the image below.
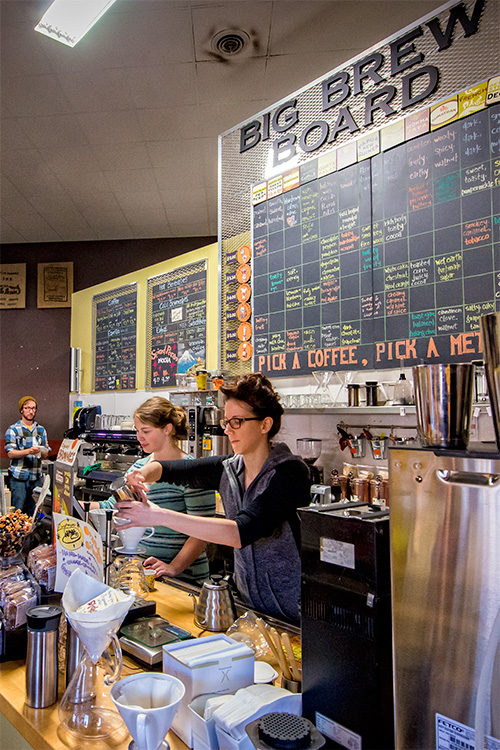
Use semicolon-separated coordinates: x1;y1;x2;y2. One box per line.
0;237;216;460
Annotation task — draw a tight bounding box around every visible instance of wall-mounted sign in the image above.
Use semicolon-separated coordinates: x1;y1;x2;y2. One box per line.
0;263;26;309
146;260;207;388
37;262;73;308
92;283;137;391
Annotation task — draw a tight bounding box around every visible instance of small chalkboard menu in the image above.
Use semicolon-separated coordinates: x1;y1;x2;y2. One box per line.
146;260;207;388
252;102;500;377
92;283;137;391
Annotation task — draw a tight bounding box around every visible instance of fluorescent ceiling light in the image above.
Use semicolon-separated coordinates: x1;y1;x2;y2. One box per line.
34;0;118;48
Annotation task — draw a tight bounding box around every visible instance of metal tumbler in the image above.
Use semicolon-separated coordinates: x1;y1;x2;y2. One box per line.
412;363;475;449
26;604;63;708
481;313;500;448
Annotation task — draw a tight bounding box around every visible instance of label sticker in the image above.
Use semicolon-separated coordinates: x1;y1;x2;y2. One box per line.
436;713;500;750
316;712;362;750
320;537;355;569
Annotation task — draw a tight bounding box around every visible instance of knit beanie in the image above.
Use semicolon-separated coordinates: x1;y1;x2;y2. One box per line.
19;396;37;413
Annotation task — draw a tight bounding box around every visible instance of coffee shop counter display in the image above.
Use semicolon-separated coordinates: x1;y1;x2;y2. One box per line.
0;580;204;750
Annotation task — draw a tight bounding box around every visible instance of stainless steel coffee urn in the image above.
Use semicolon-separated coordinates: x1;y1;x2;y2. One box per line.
201;406;229;457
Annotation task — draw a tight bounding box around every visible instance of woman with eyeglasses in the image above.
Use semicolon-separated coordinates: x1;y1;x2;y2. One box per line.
115;373;310;623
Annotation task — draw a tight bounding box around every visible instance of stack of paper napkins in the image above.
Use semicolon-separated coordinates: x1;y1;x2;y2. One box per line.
163;634;255;748
211;684;302;750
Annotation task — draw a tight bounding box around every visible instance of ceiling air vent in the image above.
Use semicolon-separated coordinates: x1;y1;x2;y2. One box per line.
211;29;251;58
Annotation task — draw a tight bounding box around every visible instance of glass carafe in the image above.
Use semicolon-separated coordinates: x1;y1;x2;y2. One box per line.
59;629;127;742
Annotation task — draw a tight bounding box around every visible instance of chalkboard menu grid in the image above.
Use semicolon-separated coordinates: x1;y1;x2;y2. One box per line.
248;92;500;378
146;260;207;388
92;283;137;391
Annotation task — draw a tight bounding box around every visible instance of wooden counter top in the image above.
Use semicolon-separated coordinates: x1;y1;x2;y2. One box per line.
0;580;206;750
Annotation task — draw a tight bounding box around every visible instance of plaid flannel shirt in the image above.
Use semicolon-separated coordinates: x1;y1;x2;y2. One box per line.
5;420;49;481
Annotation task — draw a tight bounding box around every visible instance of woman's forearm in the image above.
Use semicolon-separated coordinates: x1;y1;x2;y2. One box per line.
116;500;242;549
166;537;207;576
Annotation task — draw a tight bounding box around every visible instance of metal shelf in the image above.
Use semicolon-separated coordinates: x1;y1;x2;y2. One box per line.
284;406;417;415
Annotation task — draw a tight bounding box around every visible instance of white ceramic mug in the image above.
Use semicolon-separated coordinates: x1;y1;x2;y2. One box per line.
110;672;185;750
89;508;117;539
117;524;154;552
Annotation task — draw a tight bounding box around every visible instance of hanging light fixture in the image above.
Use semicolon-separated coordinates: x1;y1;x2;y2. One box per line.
34;0;118;48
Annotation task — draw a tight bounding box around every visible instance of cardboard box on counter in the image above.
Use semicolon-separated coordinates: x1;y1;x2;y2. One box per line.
162;634;254;748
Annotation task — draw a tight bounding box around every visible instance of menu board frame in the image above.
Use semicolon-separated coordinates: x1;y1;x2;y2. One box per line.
92;282;137;392
146;260;208;388
250;97;500;377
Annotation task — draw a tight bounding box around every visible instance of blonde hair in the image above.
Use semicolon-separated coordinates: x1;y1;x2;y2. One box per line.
134;397;188;441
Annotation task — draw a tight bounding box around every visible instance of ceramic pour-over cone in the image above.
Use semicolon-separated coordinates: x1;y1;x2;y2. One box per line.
59;569;134;741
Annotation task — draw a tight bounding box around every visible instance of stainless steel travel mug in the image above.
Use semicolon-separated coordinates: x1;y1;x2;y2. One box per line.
26;604;63;708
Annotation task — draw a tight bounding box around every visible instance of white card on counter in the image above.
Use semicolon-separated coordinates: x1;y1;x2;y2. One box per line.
320;537;355;569
53;512;103;592
436;713;500;750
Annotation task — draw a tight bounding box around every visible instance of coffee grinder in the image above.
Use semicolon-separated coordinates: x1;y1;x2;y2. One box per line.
296;438;323;484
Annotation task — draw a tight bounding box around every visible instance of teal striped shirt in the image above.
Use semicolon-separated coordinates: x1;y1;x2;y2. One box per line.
100;454;215;583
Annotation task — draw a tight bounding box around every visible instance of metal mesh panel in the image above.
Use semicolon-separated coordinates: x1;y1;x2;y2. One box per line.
219;0;499;372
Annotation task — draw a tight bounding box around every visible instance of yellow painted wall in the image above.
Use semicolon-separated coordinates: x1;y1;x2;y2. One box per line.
71;243;218;394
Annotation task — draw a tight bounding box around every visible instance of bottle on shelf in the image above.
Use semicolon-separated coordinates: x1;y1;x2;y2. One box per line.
393;373;413;405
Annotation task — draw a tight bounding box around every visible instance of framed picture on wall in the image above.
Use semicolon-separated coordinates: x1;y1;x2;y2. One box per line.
37;262;73;308
0;263;26;309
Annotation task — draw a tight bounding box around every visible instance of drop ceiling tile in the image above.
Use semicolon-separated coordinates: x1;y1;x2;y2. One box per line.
270;1;442;56
1;148;52;177
196;58;267;105
192;1;273;62
264;49;362;102
0;209;63;242
17;114;89;149
71;191;123;213
8;171;65;198
58;69;136;113
192;101;267;138
1;73;72;117
168;219;211;236
160;187;209;215
0;29;54;77
103;4;195;67
0;219;25;243
57;171;112;196
146;138;206;170
137;105;201;141
39;145;102;174
126;63;197;109
77;110;143;145
93;224;136;241
0;118;37;151
103;168;158;193
92;142;152;171
114;190;165;213
126;221;172;239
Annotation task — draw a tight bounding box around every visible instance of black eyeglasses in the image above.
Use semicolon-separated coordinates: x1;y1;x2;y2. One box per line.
220;417;260;430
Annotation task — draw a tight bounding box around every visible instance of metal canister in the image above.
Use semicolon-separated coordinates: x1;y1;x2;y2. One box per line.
369;475;390;508
330;470;350;500
350;477;369;503
26;604;63;708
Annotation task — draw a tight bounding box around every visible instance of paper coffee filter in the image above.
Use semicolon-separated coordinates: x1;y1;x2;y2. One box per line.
62;569;134;663
114;675;184;710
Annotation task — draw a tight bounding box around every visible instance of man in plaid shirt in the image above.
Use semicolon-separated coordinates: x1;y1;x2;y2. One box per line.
5;396;50;514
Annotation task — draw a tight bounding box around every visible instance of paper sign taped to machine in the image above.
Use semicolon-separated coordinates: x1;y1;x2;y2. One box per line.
320;537;355;569
53;512;103;592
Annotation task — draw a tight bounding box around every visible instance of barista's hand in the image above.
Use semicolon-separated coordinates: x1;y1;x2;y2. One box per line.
115;496;160;527
125;469;149;502
143;556;177;579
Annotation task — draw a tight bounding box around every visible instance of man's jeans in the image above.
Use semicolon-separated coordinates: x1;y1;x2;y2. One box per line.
9;476;41;515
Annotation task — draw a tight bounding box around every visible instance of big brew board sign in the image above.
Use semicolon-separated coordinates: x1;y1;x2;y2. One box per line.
146;261;207;388
92;284;137;391
251;102;500;377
